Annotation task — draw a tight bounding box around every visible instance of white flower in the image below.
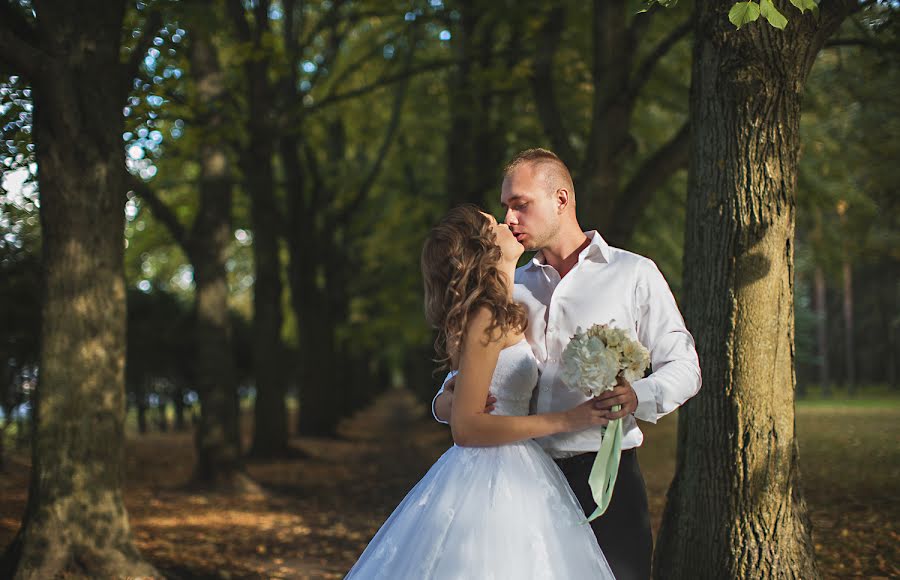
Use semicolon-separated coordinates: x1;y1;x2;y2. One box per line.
560;322;651;398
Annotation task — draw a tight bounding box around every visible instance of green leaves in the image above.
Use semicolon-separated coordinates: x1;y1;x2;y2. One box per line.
760;0;788;29
789;0;818;13
729;0;818;29
729;2;761;29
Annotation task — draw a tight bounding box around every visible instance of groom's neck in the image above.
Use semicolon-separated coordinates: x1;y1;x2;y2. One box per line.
541;226;590;278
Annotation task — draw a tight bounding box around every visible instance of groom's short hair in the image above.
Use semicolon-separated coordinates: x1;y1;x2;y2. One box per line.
503;148;575;196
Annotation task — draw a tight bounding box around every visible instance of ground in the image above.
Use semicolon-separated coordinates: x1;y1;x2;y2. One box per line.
1;388;897;579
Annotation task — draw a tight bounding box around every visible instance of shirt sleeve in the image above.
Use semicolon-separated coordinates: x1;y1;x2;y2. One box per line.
630;259;702;424
431;371;457;425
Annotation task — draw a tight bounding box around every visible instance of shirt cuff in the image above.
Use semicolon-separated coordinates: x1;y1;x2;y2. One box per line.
431;371;456;425
631;377;658;424
431;386;448;424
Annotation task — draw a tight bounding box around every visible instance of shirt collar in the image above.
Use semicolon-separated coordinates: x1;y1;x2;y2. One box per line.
526;230;610;271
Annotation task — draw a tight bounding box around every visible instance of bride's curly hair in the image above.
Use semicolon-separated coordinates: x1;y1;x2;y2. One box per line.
421;204;528;372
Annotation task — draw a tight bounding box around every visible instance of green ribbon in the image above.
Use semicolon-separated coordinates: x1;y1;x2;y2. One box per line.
585;405;623;522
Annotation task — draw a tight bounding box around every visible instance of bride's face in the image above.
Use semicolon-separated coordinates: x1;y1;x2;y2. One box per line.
481;212;524;263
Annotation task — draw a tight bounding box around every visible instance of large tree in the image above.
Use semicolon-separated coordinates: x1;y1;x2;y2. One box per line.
0;0;158;576
276;0;415;436
129;2;253;490
530;0;692;246
226;0;291;458
655;1;857;578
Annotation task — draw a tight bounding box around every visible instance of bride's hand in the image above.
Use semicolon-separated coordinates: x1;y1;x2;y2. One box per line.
562;398;610;432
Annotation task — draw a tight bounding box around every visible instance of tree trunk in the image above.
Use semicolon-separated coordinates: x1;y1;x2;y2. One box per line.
186;22;247;490
445;2;503;208
135;381;148;435
445;0;479;207
531;0;691;248
174;386;187;431
155;396;169;432
840;258;855;394
0;415;8;472
654;3;854;578
245;150;289;457
237;6;290;458
293;287;343;436
813;264;830;396
579;0;631;232
279;135;339;437
0;2;158;577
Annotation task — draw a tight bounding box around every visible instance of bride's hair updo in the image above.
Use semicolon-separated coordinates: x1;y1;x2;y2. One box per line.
421;204;528;372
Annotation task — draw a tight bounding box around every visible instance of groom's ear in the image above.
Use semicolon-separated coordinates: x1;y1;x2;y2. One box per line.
554;187;571;213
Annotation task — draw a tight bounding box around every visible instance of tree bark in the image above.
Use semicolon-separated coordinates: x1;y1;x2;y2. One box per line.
840;254;855;393
813;263;830;396
155;396;169;432
654;2;855;578
174;385;187;430
445;3;507;207
185;20;247;490
283;144;343;436
0;1;158;577
229;0;291;459
136;382;148;435
279;5;411;436
531;0;691;247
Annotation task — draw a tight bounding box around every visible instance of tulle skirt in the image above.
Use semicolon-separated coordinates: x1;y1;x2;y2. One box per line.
345;439;614;579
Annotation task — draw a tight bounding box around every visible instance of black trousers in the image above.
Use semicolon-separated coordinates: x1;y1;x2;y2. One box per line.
554;449;652;580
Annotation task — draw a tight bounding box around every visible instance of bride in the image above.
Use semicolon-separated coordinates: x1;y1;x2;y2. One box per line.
345;204;615;578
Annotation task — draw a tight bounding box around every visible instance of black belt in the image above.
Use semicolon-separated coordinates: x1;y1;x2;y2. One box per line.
553;447;636;465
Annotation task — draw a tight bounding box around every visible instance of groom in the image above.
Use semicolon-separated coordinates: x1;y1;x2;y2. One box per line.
432;148;701;580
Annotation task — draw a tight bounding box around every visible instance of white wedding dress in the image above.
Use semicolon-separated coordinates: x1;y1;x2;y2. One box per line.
345;339;614;579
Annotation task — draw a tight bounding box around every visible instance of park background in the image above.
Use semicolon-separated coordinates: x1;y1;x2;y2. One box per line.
0;0;897;578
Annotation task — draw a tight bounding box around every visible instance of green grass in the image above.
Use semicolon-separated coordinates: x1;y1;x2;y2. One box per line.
797;383;900;407
638;389;899;578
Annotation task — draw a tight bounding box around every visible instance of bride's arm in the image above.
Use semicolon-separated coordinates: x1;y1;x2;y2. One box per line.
432;376;496;424
451;308;608;447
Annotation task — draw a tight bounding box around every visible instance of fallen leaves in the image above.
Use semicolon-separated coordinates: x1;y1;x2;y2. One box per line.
0;390;896;578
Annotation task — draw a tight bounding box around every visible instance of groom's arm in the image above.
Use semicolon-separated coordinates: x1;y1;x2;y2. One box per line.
431;376;452;424
432;374;497;424
626;258;702;423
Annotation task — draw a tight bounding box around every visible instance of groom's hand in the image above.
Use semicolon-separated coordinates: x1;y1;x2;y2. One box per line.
445;376;497;414
592;375;638;419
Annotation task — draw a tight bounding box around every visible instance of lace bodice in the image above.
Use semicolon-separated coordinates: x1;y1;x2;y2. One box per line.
448;339;538;417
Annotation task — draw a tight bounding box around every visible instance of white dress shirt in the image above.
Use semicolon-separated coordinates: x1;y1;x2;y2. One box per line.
432;231;701;458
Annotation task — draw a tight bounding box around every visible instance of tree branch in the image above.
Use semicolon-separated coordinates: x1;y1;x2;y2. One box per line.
333;31;415;226
801;0;862;79
611;121;690;243
299;57;455;113
297;0;345;50
625;4;660;52
530;4;577;165
254;0;271;38
320;25;400;95
0;2;45;79
627;19;691;105
123;10;163;97
127;173;190;248
825;37;897;51
302;139;323;211
226;0;253;43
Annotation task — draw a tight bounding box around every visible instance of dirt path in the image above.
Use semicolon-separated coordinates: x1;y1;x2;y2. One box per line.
1;388;452;579
1;392;897;578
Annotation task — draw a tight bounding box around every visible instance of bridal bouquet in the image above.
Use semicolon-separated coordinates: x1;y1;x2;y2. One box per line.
560;323;650;521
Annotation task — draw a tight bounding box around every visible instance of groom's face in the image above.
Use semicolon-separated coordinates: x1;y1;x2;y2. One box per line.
500;164;560;252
